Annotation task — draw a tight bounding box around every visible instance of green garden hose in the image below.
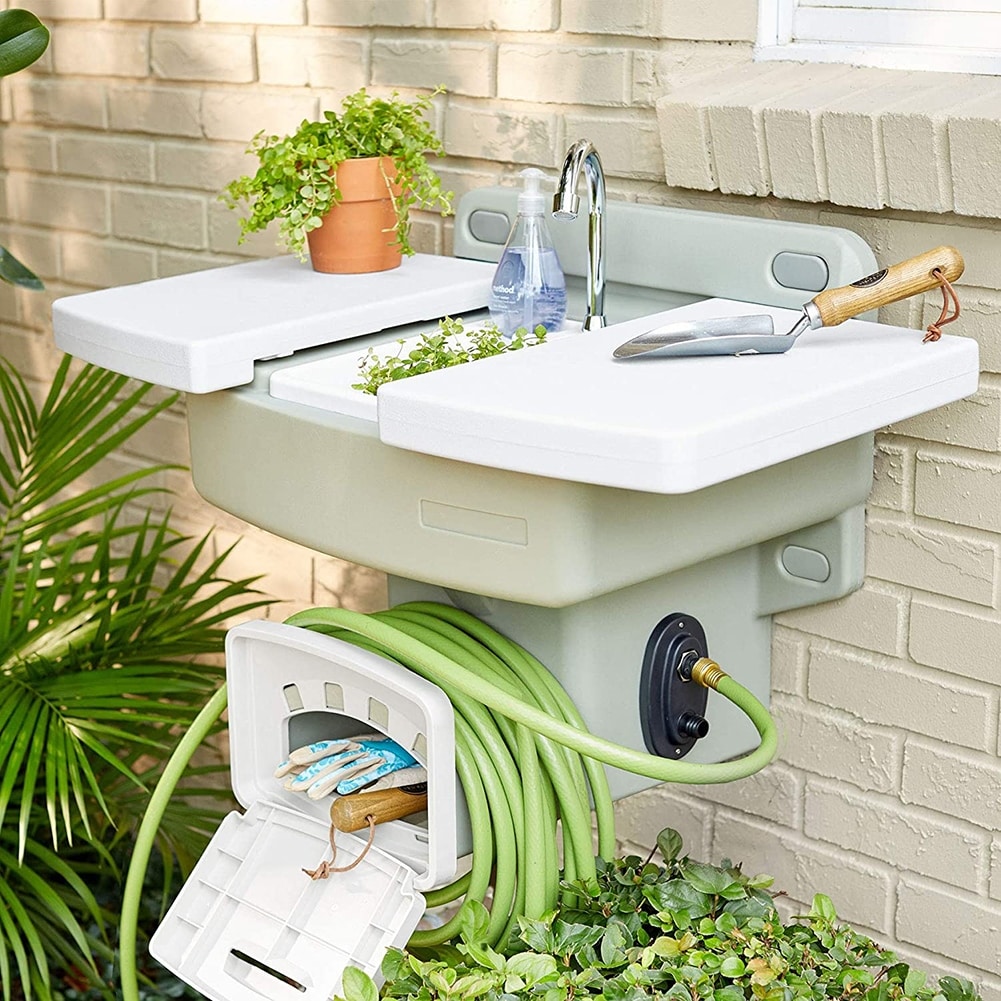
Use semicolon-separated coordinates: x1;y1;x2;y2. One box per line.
120;602;777;1001
119;684;229;1001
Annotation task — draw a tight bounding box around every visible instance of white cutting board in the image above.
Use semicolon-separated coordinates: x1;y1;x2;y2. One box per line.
52;254;495;393
270;322;577;422
373;297;979;494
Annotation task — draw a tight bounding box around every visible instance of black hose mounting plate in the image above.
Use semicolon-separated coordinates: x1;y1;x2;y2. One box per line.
639;612;710;759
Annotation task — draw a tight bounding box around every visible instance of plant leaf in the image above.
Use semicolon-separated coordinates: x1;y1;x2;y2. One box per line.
0;246;42;289
340;966;378;1001
657;827;684;863
643;879;713;919
809;893;838;924
681;860;736;895
0;10;49;78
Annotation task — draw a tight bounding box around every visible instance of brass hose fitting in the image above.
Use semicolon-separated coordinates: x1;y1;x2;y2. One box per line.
691;657;727;691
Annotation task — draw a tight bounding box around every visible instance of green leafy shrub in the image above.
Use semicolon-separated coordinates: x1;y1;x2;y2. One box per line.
343;829;981;1001
223;87;453;259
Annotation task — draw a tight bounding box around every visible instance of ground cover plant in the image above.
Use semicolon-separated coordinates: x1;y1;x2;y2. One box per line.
340;829;981;1001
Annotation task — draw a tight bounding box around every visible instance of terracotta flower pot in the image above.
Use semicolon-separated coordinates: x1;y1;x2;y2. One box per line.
306;156;403;275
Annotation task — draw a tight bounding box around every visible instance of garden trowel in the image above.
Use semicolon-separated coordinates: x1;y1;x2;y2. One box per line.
613;246;964;360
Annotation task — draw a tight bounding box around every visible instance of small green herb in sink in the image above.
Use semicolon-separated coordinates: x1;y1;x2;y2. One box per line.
338;828;982;1001
353;316;547;395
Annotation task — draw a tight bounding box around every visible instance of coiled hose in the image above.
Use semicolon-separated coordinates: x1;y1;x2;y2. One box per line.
120;602;777;999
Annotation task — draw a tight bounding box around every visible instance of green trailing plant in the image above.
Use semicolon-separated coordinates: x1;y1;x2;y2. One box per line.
223;87;453;259
353;316;547;395
0;356;270;1001
340;829;981;1001
0;9;50;289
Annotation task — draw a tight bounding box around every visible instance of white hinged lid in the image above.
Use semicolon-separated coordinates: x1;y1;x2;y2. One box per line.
51;254;495;393
149;801;425;1001
149;621;456;1001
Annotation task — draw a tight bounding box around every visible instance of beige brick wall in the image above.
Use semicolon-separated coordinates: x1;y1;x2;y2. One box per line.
2;2;1000;994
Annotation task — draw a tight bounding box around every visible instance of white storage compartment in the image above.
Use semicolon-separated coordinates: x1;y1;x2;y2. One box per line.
150;621;457;1001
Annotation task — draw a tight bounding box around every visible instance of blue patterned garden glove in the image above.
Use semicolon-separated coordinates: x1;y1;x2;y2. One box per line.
277;734;422;800
273;738;361;778
335;737;421;795
283;746;369;797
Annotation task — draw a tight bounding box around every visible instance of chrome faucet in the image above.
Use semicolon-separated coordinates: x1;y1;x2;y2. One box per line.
552;139;606;330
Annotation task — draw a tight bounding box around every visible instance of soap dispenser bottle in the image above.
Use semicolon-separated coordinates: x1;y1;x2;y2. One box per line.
489;168;567;336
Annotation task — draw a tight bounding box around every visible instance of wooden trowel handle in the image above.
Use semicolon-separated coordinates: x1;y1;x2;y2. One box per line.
330;786;428;833
811;245;964;327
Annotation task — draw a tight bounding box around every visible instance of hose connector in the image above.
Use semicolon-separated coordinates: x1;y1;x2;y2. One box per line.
691;657;727;691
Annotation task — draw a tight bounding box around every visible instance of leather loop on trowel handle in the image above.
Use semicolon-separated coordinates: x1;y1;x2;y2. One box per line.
811;246;964;328
330;785;428;833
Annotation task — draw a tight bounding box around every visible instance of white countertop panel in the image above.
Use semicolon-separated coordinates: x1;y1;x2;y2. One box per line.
52;254;495;393
373;298;979;494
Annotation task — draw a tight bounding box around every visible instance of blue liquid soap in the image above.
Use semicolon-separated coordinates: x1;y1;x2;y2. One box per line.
489;168;567;337
490;246;567;336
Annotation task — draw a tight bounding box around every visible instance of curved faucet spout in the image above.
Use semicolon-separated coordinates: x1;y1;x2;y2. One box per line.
553;139;606;330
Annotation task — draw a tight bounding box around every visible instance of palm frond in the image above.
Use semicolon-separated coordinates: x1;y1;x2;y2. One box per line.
0;356;274;1001
0;356;175;570
0;825;105;1001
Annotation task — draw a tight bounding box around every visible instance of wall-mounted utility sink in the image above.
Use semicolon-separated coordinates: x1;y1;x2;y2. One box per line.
51;188;980;792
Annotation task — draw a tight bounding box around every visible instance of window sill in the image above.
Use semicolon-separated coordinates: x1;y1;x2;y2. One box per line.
655;62;1001;219
756;42;1001;79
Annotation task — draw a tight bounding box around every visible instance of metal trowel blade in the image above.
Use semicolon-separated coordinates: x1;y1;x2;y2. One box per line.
613;314;777;359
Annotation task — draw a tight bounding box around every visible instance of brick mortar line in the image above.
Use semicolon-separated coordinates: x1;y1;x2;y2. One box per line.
907;589;1001;622
15;76;659;117
780;716;1001;824
912;444;1001;466
258;25;720;50
906;511;1001;548
772;685;901;726
900;871;1001;913
78;19;722;52
878;934;1001;994
702;763;811;833
901;732;1001;778
885;869;899;940
913;507;1001;537
447;96;660;116
801;632;1001;696
827;203;1001;234
865;506;911;527
866;573;996;614
884;442;1001;468
973;371;1001;389
900;583;916;662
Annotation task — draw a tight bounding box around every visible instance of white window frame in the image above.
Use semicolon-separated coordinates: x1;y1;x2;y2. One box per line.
756;0;1001;76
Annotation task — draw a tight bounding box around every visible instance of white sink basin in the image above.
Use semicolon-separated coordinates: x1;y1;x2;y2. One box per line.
49;188;980;781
